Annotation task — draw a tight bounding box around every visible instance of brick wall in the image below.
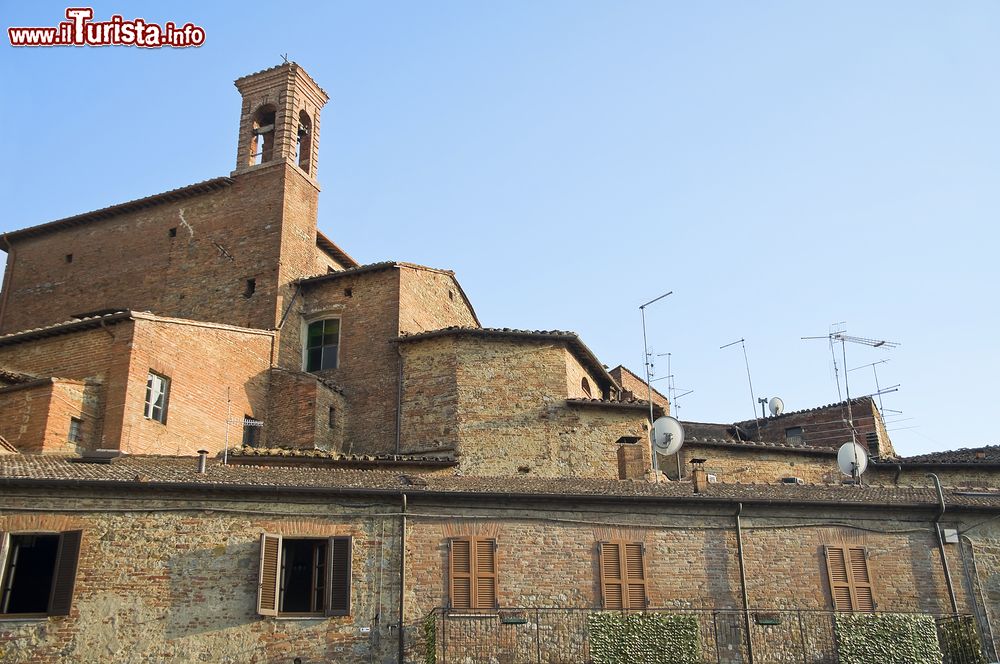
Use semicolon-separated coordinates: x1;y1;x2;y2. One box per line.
0;379;92;454
290;268;402;455
267;368;346;451
750;397;895;456
117;316;272;456
609;365;670;413
397;266;478;334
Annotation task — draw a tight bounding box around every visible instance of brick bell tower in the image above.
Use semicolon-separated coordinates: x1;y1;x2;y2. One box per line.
232;62;329;179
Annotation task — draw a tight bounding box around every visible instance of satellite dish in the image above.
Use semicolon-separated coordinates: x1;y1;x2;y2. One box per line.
768;397;785;416
652;416;685;456
837;442;869;477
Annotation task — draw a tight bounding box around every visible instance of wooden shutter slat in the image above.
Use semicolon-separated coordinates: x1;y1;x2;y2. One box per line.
450;537;497;610
48;530;82;616
327;536;351;616
475;540;495;573
600;542;646;609
849;547;875;612
826;545;875;612
624;543;647;608
599;542;624;609
257;533;281;616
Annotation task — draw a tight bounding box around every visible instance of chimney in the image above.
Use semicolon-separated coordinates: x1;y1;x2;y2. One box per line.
690;458;709;494
197;449;209;474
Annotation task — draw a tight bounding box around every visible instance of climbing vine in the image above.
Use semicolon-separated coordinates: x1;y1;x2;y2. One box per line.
588;612;700;664
835;613;940;664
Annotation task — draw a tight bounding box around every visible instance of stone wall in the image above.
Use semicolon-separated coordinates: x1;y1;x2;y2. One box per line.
397;266;478;334
660;443;842;483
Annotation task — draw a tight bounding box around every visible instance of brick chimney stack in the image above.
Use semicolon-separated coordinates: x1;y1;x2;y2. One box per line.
691;458;709;494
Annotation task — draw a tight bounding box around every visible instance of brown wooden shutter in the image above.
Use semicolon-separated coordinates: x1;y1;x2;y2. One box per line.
599;542;625;609
257;533;281;616
624;542;648;609
48;530;83;616
825;545;875;612
450;538;472;609
475;539;497;610
848;547;875;612
326;536;352;616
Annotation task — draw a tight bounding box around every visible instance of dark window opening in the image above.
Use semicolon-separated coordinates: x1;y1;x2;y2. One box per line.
1;534;59;614
343;288;353;298
168;227;177;237
305;319;340;372
785;426;803;445
327;266;336;274
244;278;256;298
328;406;336;429
448;290;455;301
242;416;262;447
65;254;73;263
280;539;326;613
68;417;83;444
297;110;313;173
581;377;592;398
249;106;277;166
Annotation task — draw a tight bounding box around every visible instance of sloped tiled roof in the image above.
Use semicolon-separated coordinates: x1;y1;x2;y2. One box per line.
566;397;663;414
1;455;998;510
228;446;455;468
681;421;835;455
882;445;1000;467
1;178;234;244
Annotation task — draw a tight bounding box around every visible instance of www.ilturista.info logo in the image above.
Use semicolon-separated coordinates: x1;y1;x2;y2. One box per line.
8;8;205;48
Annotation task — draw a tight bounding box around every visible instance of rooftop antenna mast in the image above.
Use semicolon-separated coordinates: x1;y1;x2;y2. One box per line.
849;359;891;414
640;290;673;482
803;330;899;445
721;338;759;440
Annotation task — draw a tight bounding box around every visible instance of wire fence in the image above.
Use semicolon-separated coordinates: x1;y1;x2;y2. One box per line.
412;607;986;664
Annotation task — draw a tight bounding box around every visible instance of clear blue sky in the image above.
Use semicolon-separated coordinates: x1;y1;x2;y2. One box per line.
2;2;998;456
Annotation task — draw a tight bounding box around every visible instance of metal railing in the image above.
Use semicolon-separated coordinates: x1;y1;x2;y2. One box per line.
411;607;986;664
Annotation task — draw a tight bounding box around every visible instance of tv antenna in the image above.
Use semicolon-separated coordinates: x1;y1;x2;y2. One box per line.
639;290;673;482
721;338;759;439
849;359;891;414
803;328;899;446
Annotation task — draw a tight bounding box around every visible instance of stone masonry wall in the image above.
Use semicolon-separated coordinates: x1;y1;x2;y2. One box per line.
117;317;272;456
398;337;458;455
660;443;842;483
564;352;609;400
0;490;400;664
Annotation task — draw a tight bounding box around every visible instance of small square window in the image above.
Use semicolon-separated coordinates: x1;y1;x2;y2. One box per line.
785;427;803;445
68;417;83;444
168;227;177;237
144;372;170;424
65;254;73;263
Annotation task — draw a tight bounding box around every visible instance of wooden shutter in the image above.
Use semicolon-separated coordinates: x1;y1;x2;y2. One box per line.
848;547;875;612
600;542;646;610
450;538;472;609
257;533;281;616
825;545;875;612
48;530;83;616
450;537;497;610
475;538;497;610
326;536;352;616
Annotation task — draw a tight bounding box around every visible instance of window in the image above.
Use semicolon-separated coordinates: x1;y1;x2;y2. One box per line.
244;278;256;298
328;406;336;429
68;417;83;444
64;254;73;263
168;227;177;237
144;372;170;423
449;537;497;610
0;530;83;616
785;426;803;445
257;534;351;617
242;416;262;447
249;105;277;166
297;110;312;173
581;377;592;398
304;319;340;372
824;545;875;612
598;541;647;609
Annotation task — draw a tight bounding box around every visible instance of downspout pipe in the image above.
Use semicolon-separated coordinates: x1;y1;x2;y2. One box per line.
398;492;407;664
736;503;754;664
927;473;960;615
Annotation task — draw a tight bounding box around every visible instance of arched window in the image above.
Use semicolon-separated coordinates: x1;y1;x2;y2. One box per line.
248;105;277;166
581;377;592;398
297;110;313;173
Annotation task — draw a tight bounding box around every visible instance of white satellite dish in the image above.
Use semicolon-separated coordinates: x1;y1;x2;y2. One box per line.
652;416;685;456
837;442;869;477
768;397;785;416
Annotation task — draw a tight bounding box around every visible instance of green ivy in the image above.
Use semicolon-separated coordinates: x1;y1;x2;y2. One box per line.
423;613;436;664
588;612;701;664
939;616;986;664
835;613;941;664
